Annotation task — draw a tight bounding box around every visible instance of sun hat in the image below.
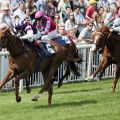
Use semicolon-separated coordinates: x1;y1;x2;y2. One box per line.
89;0;97;4
1;2;10;11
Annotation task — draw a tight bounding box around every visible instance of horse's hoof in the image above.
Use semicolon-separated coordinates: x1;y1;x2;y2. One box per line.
31;96;38;101
48;103;51;107
16;96;21;102
26;88;31;94
58;83;62;88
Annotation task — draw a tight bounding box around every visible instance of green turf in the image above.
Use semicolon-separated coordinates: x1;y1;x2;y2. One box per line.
0;79;120;120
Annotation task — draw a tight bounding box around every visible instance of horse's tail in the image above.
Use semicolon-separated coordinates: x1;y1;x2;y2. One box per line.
69;61;80;76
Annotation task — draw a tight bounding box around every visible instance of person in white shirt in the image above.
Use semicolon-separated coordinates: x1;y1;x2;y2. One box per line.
13;2;26;21
77;22;93;44
0;2;13;29
65;12;76;31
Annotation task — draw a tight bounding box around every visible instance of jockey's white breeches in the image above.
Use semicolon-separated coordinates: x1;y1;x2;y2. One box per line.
41;30;58;41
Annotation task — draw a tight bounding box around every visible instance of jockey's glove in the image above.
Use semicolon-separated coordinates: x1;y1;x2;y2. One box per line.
41;36;48;41
20;36;24;40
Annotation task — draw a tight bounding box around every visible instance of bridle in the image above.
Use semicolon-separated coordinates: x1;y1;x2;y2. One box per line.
0;29;25;57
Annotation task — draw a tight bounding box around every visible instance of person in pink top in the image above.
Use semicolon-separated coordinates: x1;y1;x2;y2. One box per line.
34;10;57;41
85;0;97;21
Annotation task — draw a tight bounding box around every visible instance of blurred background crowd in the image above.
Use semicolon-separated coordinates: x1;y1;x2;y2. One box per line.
0;0;120;44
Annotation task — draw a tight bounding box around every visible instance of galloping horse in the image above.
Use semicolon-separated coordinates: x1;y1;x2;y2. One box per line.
91;25;120;92
0;23;81;106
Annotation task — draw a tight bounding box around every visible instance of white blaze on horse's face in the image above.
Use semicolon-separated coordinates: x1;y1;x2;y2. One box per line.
91;35;99;52
94;35;99;45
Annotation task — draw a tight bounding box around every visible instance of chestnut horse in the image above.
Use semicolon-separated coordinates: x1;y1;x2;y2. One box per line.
91;25;120;92
0;24;81;106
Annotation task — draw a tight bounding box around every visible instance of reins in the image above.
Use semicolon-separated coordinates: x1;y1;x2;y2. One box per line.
1;29;26;57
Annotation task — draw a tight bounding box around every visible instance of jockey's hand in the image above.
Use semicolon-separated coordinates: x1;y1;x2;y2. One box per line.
41;36;47;41
20;36;24;40
109;28;113;32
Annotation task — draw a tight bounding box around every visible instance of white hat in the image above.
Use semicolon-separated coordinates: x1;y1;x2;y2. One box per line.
1;2;10;11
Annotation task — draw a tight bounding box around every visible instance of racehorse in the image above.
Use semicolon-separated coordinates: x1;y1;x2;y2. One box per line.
91;25;120;92
0;23;81;106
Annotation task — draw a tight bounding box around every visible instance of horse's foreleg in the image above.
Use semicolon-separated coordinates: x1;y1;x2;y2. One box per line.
14;71;29;102
0;68;15;89
92;57;110;79
14;77;21;102
112;64;120;92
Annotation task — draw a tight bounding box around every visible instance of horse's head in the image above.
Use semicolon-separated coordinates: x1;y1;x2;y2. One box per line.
0;23;10;48
91;26;110;52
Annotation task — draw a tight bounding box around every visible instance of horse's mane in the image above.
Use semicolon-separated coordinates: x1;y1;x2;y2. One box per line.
96;25;110;32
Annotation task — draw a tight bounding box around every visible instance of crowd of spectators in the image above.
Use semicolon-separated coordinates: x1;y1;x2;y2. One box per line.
0;0;120;44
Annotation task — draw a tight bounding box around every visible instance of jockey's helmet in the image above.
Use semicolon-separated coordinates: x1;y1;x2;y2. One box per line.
35;10;44;21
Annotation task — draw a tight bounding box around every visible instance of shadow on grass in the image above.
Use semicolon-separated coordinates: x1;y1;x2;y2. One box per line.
34;99;97;109
54;88;102;95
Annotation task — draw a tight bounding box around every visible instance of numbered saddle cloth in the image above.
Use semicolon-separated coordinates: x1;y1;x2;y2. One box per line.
39;41;55;58
53;36;71;46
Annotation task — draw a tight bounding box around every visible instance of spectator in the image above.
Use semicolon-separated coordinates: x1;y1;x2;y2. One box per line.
74;6;85;25
58;0;71;23
79;0;90;16
102;6;110;19
54;13;61;29
36;0;46;12
110;16;120;33
53;24;71;45
73;6;85;32
104;6;118;27
62;6;73;23
97;0;109;9
46;0;56;20
77;22;93;44
92;14;103;31
0;2;13;28
65;12;76;31
26;0;37;20
13;2;26;21
11;0;22;13
85;0;97;21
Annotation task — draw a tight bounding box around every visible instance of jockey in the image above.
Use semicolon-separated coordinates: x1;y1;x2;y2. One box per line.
14;17;52;57
14;17;37;42
33;10;57;41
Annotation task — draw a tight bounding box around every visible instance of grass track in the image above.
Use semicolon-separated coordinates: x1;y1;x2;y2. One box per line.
0;79;120;120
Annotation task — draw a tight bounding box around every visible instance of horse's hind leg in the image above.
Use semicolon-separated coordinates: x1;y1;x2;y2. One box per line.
58;64;70;88
32;72;52;102
112;64;120;92
32;69;56;106
47;82;53;106
25;78;31;93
